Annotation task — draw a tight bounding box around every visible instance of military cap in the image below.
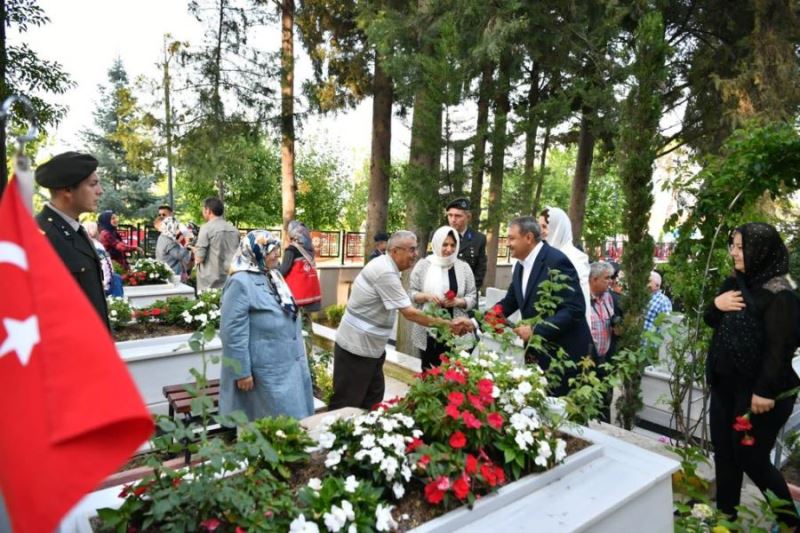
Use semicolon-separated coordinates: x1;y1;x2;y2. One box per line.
446;197;471;211
374;232;390;243
35;151;99;189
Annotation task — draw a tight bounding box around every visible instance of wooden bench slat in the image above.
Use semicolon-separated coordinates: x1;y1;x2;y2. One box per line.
162;379;220;395
166;386;220;403
172;394;220;414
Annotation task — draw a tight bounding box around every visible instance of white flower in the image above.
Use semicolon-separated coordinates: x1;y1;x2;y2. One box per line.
514;432;530;450
401;465;412;481
323;504;348;532
368;446;385;464
380;456;399;478
517;381;533;395
340;500;355;521
375;504;398;532
325;450;342;468
554;439;567;462
110;310;118;317
691;503;714;520
318;431;336;449
184;316;193;324
307;477;323;491
275;429;286;439
290;514;320;533
492;385;501;399
478;359;490;368
378;434;396;449
354;449;368;461
344;475;359;493
535;441;552;467
380;417;399;433
347;525;357;533
412;429;423;438
196;313;208;324
360;434;376;449
392;482;405;499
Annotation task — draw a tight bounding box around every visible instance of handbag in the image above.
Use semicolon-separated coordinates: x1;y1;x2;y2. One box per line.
284;244;322;306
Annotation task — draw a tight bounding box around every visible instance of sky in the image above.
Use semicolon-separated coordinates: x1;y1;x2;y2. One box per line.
10;0;413;174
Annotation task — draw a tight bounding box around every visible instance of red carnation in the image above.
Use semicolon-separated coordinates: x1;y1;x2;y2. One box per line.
467;393;486;412
445;403;461;420
444;369;467;385
424;481;445;504
481;463;497;487
462;410;482;429
448;391;465;407
465;454;478;475
477;379;494;401
449;430;467;449
741;434;756;446
733;415;752;432
445;289;457;300
406;437;424;453
487;412;504;430
452;475;470;500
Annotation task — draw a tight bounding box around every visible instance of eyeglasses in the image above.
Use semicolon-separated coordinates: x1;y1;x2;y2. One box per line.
395;246;417;253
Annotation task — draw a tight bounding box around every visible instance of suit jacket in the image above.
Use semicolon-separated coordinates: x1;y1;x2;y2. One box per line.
499;242;594;396
458;226;487;290
36;205;110;329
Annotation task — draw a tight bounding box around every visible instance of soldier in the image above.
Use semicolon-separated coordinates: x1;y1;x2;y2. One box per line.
34;151;109;328
445;197;487;290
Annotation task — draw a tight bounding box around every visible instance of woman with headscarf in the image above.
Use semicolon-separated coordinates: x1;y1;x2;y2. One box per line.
155;216;193;281
98;210;141;271
705;223;800;528
83;220;124;297
409;226;478;369
279;220;322;312
219;230;315;421
538;207;592;328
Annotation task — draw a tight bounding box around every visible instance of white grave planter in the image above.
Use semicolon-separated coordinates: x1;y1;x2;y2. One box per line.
116;333;222;415
123;281;195;308
638;365;707;436
58;424;678;533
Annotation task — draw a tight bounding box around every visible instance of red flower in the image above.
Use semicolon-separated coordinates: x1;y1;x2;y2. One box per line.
424;481;445;504
151;308;162;316
449;391;465;407
172;477;182;488
492;304;504;316
449;431;467;449
439;354;450;365
465;454;478;475
424;366;442;378
467;393;486;412
445;289;457;300
200;518;222;531
733;415;752;432
118;484;132;498
436;476;451;491
445;403;461;420
493;465;506;485
477;379;494;401
236;528;247;533
741;434;756;446
133;485;148;496
481;463;497;487
487;412;504;430
453;475;470;500
406;437;424;453
418;455;431;469
444;369;467;385
462;410;482;429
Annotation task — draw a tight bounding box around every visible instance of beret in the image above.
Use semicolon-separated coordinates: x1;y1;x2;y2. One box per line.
446;197;470;211
374;232;390;243
35;151;99;189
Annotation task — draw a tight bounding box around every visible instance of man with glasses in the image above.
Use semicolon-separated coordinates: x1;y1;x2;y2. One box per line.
330;230;474;410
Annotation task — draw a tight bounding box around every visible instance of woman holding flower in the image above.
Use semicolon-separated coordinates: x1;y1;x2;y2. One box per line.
98;210;141;271
155;216;193;281
705;223;800;527
409;226;477;369
219;230;315;421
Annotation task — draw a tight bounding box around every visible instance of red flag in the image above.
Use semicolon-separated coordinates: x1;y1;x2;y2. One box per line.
0;179;153;533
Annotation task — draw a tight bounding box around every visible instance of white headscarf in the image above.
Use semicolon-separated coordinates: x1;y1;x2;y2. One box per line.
544;206;592;328
423;226;460;296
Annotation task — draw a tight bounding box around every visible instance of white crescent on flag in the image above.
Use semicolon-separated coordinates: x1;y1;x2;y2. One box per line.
0;241;39;365
0;241;28;271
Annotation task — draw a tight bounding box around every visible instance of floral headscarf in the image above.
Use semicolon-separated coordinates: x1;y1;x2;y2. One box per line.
733;222;790;289
288;220;314;257
159;216;180;240
230;230;297;316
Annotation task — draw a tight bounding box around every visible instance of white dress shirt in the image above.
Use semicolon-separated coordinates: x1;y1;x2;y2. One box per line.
520;241;543;300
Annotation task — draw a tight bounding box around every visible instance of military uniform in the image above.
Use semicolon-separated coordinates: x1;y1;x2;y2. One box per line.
36;205;110;329
457;226;487;290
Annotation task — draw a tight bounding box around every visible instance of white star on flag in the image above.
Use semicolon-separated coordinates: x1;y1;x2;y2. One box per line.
0;315;40;366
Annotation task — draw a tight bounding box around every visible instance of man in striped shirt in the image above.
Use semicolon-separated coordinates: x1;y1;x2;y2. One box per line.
330;230;473;410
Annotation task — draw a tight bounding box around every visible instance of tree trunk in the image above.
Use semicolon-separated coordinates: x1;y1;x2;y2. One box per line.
531;126;551;215
568;109;595;245
363;57;393;258
0;0;6;195
520;65;540;215
484;54;512;290
469;62;493;225
280;0;296;245
162;37;175;209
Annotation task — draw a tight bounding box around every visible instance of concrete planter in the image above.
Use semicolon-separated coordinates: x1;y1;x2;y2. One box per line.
638;365;707;436
123;281;195;308
475;335;526;367
410;425;678;533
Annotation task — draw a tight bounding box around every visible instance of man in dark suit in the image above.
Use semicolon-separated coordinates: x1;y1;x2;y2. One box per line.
499;216;594;396
34;152;109;329
446;198;487;290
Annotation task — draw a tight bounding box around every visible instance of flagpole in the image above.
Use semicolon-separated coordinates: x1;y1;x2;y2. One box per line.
0;95;39;201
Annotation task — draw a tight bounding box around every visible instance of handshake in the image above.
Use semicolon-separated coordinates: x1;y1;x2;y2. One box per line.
448;316;475;335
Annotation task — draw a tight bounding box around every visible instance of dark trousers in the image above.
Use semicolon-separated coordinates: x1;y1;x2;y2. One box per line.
328;343;386;410
710;378;799;527
421;335;449;370
594;350;614;424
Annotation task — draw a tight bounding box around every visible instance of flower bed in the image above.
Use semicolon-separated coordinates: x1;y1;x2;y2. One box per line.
122;257;174;286
109;290;221;337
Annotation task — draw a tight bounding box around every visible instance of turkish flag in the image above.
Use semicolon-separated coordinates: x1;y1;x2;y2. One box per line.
0;179;154;533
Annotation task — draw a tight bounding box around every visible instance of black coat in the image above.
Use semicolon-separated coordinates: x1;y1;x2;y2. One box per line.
499;242;594;396
458;227;487;290
36;205;110;329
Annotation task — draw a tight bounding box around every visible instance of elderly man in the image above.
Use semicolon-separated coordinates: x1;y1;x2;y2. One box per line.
588;261;623;421
644;271;672;333
498;216;594;397
330;230;473;409
446;198;487;290
34;152;109;328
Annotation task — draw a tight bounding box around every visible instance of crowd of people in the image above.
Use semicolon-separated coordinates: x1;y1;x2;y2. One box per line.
33;150;800;529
